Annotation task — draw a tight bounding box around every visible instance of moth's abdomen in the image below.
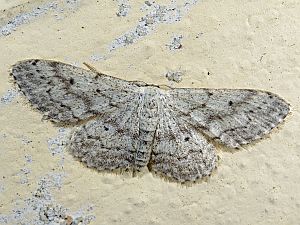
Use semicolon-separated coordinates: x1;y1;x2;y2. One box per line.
134;90;159;170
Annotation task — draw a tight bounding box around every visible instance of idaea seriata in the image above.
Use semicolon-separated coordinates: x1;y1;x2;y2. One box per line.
11;59;290;183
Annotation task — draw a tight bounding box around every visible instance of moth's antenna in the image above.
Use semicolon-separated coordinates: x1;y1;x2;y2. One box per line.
83;62;104;76
158;84;171;90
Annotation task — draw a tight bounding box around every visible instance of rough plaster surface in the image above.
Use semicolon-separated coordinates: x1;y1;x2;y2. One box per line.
0;0;299;224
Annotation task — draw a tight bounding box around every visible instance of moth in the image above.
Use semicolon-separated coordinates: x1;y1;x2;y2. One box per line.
11;59;290;183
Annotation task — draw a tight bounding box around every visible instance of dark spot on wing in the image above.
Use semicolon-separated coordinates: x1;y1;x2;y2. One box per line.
69;78;74;85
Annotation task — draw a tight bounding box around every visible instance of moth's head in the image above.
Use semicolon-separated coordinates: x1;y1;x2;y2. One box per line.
133;81;171;91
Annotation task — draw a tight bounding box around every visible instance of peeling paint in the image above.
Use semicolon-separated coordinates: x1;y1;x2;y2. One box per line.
167;34;183;50
165;69;185;82
109;0;199;51
0;89;19;106
0;173;95;225
0;2;58;36
115;0;131;17
47;128;70;157
90;54;106;62
0;0;81;37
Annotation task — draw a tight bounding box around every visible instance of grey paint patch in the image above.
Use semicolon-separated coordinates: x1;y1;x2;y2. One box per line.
47;128;70;168
109;0;199;51
18;167;31;185
90;54;106;62
48;127;70;171
19;135;33;145
47;128;70;156
0;182;4;193
165;69;185;82
0;89;19;105
0;132;8;141
0;2;58;36
25;154;33;163
167;34;183;50
115;0;131;17
0;0;81;37
0;173;95;225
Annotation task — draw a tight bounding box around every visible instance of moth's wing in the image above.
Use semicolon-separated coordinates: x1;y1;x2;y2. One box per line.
169;88;290;148
150;103;217;182
68;98;152;172
11;59;139;124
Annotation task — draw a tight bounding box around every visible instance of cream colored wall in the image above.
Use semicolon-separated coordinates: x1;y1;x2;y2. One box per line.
0;0;299;224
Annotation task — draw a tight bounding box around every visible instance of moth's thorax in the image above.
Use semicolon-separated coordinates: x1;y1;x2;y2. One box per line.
138;88;160;132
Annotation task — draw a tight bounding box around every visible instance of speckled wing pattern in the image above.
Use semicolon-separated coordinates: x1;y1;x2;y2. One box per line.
11;59;290;182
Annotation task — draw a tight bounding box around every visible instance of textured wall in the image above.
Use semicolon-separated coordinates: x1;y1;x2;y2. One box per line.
0;0;299;224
